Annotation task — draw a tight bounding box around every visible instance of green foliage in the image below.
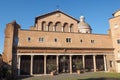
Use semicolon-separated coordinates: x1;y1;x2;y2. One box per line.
47;63;56;72
75;61;83;70
0;66;12;80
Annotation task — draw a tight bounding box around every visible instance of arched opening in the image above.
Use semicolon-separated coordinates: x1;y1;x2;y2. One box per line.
63;23;69;32
48;22;54;31
41;21;47;31
55;22;62;32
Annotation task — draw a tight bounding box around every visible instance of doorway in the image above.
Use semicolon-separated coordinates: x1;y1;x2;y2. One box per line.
59;56;70;73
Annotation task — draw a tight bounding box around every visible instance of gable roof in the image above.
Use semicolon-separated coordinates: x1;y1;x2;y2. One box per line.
35;10;79;23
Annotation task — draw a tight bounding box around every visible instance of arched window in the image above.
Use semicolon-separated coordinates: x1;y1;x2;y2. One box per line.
55;22;62;32
41;21;46;31
70;24;74;32
48;22;53;31
63;23;69;32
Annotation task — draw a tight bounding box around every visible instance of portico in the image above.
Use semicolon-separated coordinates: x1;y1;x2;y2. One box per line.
17;53;108;76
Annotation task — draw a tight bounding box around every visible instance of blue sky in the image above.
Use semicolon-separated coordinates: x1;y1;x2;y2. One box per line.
0;0;120;54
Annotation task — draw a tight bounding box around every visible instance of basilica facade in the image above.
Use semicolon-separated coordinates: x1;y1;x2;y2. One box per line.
2;10;120;76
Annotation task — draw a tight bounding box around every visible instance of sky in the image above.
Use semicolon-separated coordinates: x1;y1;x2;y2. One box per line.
0;0;120;54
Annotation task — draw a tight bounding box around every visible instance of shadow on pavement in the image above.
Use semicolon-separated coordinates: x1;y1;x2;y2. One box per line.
17;76;33;80
78;77;120;80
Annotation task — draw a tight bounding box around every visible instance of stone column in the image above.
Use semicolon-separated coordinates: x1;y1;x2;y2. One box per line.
69;55;72;74
44;55;47;75
18;55;21;76
30;55;33;75
56;55;59;73
93;55;96;72
103;55;107;72
82;55;85;69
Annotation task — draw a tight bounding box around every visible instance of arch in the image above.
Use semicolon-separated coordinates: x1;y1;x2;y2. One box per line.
63;23;69;32
70;24;74;32
48;22;54;31
55;22;62;32
41;21;47;31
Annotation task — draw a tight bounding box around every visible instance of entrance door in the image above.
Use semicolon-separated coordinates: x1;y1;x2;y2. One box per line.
20;55;31;75
59;56;70;73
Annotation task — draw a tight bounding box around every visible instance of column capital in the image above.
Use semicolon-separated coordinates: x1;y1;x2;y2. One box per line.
103;54;106;56
44;55;47;57
93;55;96;56
56;55;60;56
18;55;21;57
82;55;85;56
31;55;34;57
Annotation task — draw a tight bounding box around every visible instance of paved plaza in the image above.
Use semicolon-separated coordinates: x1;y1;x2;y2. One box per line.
18;72;120;80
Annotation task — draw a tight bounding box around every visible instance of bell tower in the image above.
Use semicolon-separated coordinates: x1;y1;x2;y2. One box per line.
3;21;20;66
109;10;120;73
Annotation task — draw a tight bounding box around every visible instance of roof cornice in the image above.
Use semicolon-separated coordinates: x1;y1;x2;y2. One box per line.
35;10;79;23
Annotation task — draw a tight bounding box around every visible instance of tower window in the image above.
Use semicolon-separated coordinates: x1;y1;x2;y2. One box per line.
39;37;44;42
91;40;94;43
66;38;71;43
117;39;120;44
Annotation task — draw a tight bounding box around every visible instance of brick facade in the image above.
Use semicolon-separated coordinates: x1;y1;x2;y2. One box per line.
2;10;120;76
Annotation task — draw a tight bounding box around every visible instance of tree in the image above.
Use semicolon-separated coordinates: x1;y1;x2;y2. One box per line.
75;61;83;74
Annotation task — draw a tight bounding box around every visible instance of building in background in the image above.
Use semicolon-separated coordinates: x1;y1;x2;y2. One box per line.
2;10;120;76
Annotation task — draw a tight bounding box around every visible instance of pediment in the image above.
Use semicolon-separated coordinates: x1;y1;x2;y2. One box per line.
35;10;79;23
